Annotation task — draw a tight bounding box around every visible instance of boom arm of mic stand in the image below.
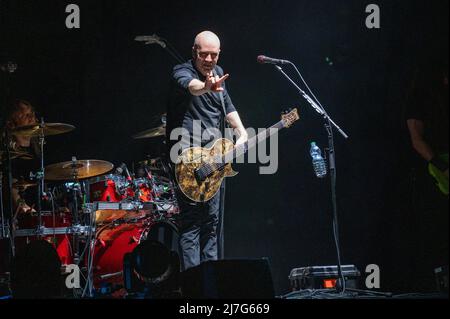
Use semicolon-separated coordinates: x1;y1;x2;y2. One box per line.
139;35;185;64
274;65;349;139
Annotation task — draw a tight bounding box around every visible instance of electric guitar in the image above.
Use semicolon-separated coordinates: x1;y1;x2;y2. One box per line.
175;108;300;202
428;153;449;195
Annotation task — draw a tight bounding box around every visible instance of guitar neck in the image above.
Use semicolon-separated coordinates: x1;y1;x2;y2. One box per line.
221;119;286;164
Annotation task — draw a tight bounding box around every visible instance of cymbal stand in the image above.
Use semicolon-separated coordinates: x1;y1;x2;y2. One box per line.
36;118;46;238
1;60;17;250
1;130;16;256
0;170;6;239
69;156;80;225
68;156;84;268
81;202;96;298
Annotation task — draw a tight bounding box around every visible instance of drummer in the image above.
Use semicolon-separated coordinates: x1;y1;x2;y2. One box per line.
1;99;40;215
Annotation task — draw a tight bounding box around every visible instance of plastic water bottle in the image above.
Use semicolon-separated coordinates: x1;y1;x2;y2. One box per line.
310;142;327;178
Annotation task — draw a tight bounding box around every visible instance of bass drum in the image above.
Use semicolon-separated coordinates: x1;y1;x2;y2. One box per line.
92;219;179;287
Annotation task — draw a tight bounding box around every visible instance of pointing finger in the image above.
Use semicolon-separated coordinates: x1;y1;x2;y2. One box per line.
218;74;229;83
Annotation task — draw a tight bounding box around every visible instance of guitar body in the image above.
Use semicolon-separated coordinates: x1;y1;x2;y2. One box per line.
175;138;238;202
428;153;449;195
174;108;300;203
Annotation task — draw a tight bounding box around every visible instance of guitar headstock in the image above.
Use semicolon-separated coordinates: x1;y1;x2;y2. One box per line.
281;108;300;128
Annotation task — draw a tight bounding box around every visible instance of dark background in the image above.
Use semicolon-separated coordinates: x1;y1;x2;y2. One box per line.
1;0;448;295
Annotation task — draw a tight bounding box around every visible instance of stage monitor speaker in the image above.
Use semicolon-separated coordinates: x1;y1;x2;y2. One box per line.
181;258;275;299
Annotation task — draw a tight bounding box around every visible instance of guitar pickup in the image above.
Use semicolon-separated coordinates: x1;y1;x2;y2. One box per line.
194;167;207;183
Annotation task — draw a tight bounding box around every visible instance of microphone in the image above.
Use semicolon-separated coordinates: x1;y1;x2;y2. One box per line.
257;55;290;65
135;34;166;48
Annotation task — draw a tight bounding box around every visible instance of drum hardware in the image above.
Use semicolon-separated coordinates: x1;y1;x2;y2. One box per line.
43;157;112;275
33;119;50;242
2;140;180;298
93;201;154;211
8;120;76;241
142;159;171;180
0;131;17;253
4;122;111;291
44;158;102;267
138;157;165;172
13;225;93;237
81;202;102;297
99;271;123;281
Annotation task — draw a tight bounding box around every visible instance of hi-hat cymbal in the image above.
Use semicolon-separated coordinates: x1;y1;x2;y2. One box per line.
44;160;114;181
11;123;75;137
132;125;166;139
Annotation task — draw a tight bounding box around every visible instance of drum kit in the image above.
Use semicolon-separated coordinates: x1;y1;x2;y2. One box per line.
0;116;179;297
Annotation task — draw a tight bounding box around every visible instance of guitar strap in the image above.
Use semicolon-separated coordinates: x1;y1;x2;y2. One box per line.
212;68;229;127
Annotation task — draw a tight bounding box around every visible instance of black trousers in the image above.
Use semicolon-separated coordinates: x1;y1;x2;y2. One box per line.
176;189;221;271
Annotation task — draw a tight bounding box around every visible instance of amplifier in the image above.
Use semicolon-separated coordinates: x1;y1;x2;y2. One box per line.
289;264;361;291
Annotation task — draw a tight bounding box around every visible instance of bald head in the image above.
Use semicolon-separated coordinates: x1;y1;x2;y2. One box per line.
192;31;221;76
193;31;221;50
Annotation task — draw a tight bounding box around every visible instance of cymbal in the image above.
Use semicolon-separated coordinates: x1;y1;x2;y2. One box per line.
132;125;166;139
44;160;114;181
13;180;36;189
11;123;75;137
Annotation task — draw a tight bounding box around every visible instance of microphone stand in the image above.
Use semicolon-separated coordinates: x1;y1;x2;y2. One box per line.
273;64;349;293
138;34;185;64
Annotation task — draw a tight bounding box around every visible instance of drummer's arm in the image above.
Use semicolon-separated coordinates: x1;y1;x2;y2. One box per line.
11;179;20;207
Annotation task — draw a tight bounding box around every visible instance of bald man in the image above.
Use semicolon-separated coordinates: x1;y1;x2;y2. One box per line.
166;31;247;270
